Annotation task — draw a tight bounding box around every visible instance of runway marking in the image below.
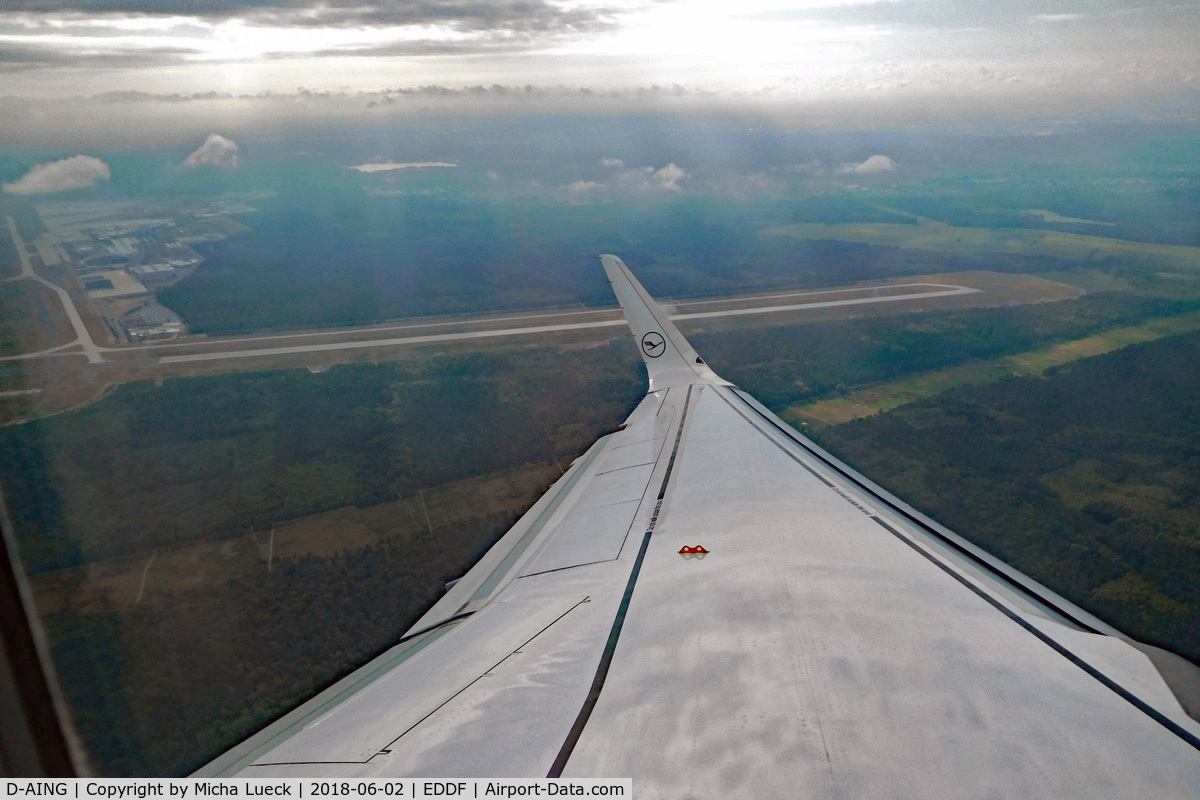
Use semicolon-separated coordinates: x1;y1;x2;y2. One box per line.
159;319;628;363
669;281;974;308
118;306;623;351
671;285;980;321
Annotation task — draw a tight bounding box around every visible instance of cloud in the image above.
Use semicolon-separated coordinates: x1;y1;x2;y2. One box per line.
0;1;625;73
0;0;620;32
568;180;602;194
601;157;623;168
3;154;110;194
840;154;896;174
97;90;233;103
784;160;828;175
750;0;1153;29
183;133;239;167
1035;13;1085;22
652;162;687;191
563;162;689;200
0;39;196;71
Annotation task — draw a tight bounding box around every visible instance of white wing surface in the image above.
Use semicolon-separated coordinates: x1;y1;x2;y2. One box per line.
197;256;1200;797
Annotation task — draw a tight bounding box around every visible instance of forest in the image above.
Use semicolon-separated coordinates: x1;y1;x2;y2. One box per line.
157;188;1080;335
3;112;1200;777
0;344;645;572
811;332;1200;665
696;292;1200;409
4;285;1200;775
8;291;1191;574
47;514;518;776
8;342;644;775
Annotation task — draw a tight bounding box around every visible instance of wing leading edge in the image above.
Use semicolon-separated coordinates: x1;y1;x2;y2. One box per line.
198;256;1200;797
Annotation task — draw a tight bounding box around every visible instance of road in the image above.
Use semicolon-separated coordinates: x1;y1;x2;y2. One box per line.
6;217;103;364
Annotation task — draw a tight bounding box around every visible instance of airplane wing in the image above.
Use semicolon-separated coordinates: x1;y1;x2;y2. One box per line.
197;255;1200;796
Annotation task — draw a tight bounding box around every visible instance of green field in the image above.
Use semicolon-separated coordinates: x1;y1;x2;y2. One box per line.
0;279;73;355
765;213;1200;271
787;310;1200;425
1021;209;1115;226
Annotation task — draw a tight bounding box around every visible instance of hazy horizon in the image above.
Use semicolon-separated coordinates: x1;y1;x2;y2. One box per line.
0;0;1197;149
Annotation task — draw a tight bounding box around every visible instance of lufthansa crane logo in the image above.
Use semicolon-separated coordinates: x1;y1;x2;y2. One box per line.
640;331;666;358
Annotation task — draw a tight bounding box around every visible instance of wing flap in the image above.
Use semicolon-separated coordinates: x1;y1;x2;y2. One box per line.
252;595;590;765
519;499;641;576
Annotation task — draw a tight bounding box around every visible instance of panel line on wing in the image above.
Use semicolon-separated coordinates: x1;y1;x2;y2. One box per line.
871;514;1200;753
200;625;459;775
723;386;1103;632
519;558;629;579
517;397;675;578
594;460;660;477
465;441;610;606
610;436;666;450
713;384;1200;750
374;597;592;759
547;385;695;778
252;596;593;767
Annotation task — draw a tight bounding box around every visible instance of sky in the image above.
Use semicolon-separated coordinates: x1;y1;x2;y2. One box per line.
0;0;1197;145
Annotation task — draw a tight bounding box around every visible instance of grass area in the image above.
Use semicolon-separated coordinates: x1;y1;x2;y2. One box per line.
765;214;1200;271
1039;269;1140;294
1040;268;1200;301
0;279;74;355
785;310;1200;426
701;291;1199;415
1021;209;1115;226
0;217;21;279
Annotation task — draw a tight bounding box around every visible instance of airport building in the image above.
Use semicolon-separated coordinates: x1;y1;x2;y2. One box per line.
120;301;186;341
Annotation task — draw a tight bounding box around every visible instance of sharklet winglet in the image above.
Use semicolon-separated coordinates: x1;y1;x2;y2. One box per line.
599;254;727;392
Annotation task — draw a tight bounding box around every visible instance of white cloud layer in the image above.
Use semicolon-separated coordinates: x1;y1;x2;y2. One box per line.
3;154;110;194
0;0;1197;136
840;154;896;174
183;133;239;167
566;162;690;200
653;162;687;191
1034;13;1086;22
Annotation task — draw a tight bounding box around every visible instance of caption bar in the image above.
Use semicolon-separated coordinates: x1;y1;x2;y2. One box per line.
4;781;630;800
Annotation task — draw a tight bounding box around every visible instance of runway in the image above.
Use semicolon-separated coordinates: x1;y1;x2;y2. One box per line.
158;284;980;365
